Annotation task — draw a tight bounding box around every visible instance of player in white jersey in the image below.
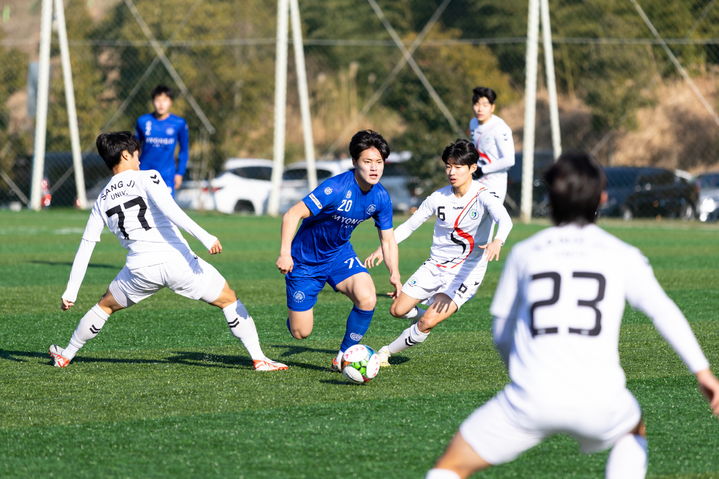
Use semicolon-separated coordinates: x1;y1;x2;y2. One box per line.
468;86;515;201
48;131;287;371
365;139;512;367
426;152;719;479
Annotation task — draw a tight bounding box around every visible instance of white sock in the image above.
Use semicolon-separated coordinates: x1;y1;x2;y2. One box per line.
63;304;109;360
388;323;430;354
605;434;648;479
222;300;265;361
335;350;344;364
403;306;426;320
426;469;460;479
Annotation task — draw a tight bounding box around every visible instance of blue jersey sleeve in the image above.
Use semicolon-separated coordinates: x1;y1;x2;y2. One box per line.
302;177;342;216
373;187;393;230
176;118;189;176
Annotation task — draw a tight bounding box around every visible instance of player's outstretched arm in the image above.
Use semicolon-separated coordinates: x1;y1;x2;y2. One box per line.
61;238;97;311
477;189;513;261
144;172;218;252
276;201;311;275
378;228;401;298
696;369;719;415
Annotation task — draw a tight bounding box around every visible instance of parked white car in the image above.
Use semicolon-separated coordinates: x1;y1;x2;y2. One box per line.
175;158;273;214
696;172;719;222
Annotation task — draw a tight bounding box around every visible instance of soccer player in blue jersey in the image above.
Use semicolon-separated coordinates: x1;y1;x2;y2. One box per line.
135;85;189;195
276;130;402;370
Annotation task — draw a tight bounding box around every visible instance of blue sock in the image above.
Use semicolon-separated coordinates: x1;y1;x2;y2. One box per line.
339;306;374;352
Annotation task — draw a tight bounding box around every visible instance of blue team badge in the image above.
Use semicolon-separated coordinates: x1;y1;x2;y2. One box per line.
324;187;333;195
345;190;352;199
293;291;306;303
166;127;175;135
366;204;376;215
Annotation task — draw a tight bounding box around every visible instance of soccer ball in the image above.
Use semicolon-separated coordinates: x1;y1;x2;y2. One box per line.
341;344;380;384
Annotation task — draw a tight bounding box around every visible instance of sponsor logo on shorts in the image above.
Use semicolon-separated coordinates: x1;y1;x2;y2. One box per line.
350;332;363;341
366;204;376;215
324;186;333;195
345;190;352;199
308;193;322;209
293;290;306;303
409;278;417;286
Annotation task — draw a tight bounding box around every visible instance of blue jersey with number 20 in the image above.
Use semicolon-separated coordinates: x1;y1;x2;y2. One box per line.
292;170;393;266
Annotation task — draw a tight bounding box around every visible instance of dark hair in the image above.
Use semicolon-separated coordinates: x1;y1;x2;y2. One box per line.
349;129;390;161
151;84;174;100
96;131;141;171
442;139;478;167
472;86;497;105
544;151;606;226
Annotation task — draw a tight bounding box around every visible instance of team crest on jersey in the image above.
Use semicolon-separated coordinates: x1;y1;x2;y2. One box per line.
324;186;333;195
166;127;175;135
366;204;376;215
345;190;352;199
293;291;306;303
470;208;479;220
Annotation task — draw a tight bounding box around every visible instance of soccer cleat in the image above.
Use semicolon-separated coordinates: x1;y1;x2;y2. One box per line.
377;346;391;367
331;356;342;372
48;344;70;368
252;358;288;371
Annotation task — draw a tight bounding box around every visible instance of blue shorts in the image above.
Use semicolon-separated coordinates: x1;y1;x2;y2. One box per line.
286;245;368;312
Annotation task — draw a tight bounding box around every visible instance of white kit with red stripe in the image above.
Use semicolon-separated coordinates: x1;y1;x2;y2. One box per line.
394;180;511;268
469;114;515;201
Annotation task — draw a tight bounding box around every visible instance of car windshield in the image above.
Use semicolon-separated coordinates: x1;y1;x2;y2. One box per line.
698;173;719;189
604;169;640;188
282;168;334;181
230;166;272;181
383;162;407;177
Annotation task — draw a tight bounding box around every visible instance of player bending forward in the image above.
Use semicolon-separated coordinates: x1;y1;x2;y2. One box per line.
427;151;719;479
49;132;287;371
365;139;512;367
276;129;401;370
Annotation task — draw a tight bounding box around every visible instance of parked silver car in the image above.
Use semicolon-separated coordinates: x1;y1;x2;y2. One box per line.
696;172;719;222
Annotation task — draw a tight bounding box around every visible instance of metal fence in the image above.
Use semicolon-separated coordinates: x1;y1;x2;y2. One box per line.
1;0;718;219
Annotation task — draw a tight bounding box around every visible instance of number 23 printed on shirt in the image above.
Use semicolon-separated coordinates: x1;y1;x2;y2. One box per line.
529;271;606;338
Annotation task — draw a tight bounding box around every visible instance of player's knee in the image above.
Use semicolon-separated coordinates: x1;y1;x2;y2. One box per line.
288;320;312;340
389;302;405;318
354;294;376;311
418;314;442;332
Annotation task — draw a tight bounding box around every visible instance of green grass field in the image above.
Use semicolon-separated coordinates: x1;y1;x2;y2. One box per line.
1;209;718;478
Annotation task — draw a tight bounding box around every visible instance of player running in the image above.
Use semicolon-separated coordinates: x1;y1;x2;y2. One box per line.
49;131;287;371
426;151;719;479
364;139;512;367
468;86;515;201
275;129;401;371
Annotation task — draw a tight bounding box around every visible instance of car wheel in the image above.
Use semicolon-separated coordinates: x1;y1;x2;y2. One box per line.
621;206;633;221
233;200;254;214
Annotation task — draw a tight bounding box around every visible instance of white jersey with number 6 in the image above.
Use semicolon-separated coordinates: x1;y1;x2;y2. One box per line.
394;180;511;269
491;223;709;414
82;169;217;269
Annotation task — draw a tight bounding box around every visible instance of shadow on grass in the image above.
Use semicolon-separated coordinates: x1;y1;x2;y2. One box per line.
29;260;118;269
0;349;166;366
167;350;329;372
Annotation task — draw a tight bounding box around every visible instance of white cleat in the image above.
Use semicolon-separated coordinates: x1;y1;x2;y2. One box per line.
252;358;288;371
48;344;70;368
377;346;391;367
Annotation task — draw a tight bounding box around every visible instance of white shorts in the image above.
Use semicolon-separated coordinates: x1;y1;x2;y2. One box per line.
108;253;226;307
402;258;488;309
459;388;641;465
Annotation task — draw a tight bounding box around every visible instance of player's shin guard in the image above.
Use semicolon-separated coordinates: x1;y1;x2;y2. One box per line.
339;306;373;352
388;323;429;354
223;300;265;361
63;304;109;360
605;434;648;479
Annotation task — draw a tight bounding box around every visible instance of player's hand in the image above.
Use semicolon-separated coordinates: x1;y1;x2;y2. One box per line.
696;369;719;415
208;240;223;255
364;247;384;268
276;254;294;275
174;174;183;191
388;274;402;299
60;298;74;311
479;239;504;262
